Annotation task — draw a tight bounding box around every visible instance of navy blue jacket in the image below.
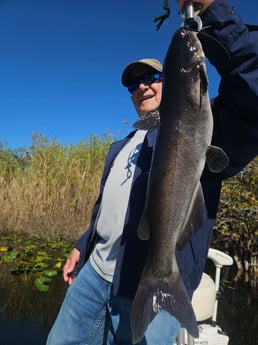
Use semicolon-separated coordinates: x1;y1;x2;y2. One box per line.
74;0;258;299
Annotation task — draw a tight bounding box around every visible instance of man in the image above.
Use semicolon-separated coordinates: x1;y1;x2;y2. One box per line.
47;0;258;344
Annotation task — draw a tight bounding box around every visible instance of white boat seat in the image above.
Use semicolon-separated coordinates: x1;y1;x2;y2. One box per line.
191;272;216;321
175;248;233;345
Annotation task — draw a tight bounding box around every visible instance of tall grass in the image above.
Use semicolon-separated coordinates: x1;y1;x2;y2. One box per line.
1;132;257;248
0;132;114;240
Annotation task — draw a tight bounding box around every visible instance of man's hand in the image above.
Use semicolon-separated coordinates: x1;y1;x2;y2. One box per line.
177;0;214;15
63;248;80;284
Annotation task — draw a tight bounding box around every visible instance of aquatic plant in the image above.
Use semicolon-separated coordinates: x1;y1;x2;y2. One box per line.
0;235;73;291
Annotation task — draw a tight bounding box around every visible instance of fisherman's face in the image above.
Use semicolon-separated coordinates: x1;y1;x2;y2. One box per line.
130;77;163;118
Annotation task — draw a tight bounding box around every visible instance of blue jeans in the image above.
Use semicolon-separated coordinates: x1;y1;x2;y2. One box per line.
47;261;180;345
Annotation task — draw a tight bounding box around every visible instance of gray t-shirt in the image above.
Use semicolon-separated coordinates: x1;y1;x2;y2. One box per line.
90;130;147;282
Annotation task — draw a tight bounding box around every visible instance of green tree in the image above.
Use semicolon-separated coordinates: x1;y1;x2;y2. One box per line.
213;157;258;270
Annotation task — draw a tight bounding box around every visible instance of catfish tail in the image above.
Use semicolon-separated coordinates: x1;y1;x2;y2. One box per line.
130;272;199;344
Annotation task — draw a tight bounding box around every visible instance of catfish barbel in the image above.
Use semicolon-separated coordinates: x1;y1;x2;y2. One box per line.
131;28;229;344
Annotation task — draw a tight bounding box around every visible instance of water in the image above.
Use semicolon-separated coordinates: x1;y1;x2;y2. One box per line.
216;272;258;344
0;268;257;345
0;272;67;345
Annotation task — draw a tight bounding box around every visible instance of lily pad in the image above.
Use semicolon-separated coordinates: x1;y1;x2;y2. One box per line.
24;245;36;256
54;261;63;269
43;269;58;278
33;262;49;270
1;251;20;263
34;276;52;292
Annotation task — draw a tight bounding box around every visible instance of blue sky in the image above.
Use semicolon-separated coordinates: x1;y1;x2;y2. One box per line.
0;0;257;149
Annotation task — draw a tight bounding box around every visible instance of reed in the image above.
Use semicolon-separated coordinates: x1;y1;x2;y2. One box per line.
0;133;257;250
0;133;114;240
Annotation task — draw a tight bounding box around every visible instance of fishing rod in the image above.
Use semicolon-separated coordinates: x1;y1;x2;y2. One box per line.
180;0;203;30
154;0;203;31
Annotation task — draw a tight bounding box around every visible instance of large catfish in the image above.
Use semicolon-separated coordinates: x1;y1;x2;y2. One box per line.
130;28;229;344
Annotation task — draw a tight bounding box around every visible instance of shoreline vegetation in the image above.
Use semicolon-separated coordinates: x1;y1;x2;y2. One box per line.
0;132;114;240
0;132;257;273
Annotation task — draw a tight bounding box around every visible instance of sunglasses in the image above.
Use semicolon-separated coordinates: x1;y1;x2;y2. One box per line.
127;73;162;94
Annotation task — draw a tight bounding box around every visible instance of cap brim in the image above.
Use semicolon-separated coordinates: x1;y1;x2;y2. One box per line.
122;60;162;86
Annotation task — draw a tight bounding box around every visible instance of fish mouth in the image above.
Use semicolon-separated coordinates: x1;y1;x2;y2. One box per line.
179;28;205;73
180;55;205;73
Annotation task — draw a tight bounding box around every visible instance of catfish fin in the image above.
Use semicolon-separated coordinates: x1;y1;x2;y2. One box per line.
176;184;206;250
137;210;150;240
133;109;160;130
131;272;199;344
206;145;229;173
